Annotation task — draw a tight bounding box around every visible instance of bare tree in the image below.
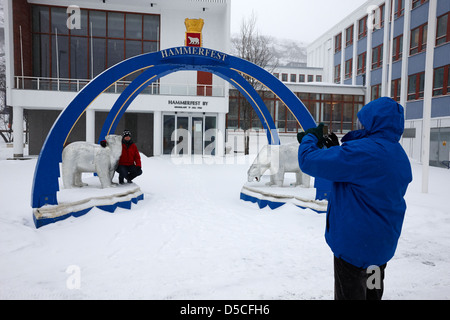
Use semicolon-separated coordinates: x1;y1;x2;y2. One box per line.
231;12;278;154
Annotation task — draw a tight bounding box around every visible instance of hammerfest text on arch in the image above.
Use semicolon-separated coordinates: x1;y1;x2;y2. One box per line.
160;46;228;62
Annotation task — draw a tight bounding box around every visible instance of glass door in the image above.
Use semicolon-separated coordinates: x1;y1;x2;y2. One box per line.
191;117;203;155
175;116;189;155
162;113;217;156
163;115;175;155
205;116;217;156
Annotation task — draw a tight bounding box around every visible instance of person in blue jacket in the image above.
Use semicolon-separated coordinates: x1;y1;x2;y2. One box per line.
297;97;412;300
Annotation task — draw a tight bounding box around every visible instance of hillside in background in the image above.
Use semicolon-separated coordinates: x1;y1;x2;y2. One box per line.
269;37;307;67
230;33;308;68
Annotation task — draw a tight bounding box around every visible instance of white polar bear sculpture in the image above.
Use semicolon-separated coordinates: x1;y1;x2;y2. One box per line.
62;134;123;189
247;142;311;187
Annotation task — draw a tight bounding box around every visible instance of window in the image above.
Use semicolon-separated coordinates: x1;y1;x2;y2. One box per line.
299;74;305;82
334;64;341;83
379;3;385;28
371;84;381;100
335;33;342;53
346;25;354;47
410;23;427;55
408;72;425;100
316;75;322;82
281;73;288;82
357;52;366;75
290;74;297;82
371;3;385;30
372;45;383;69
391;78;401;102
308;75;314;82
433;65;450;96
394;0;405;19
358;16;368;39
345;59;353;79
412;0;428;9
273;73;279;79
436;13;450;46
393;35;403;62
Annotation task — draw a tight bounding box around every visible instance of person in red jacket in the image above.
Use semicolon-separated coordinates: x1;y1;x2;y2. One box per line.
116;130;142;184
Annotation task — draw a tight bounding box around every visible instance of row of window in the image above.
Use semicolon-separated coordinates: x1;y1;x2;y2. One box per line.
407;64;450;100
335;0;431;53
31;5;160;80
273;73;322;83
334;12;449;83
334;44;383;82
227;90;365;134
371;64;450;101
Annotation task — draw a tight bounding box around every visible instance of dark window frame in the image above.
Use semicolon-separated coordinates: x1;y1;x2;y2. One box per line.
436;12;450;46
433;65;450;97
408;71;425;100
410;23;428;55
372;44;383;70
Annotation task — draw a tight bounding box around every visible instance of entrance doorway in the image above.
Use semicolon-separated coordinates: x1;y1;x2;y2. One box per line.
162;113;217;156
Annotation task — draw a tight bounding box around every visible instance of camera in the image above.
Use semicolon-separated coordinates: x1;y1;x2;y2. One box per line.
322;125;340;148
323;125;329;137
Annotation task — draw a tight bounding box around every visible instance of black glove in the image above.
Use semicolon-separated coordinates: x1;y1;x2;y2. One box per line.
297;132;306;144
298;123;327;148
306;123;325;141
297;123;324;143
100;140;107;148
323;132;340;148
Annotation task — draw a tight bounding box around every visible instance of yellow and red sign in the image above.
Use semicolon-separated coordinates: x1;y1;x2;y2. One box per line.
185;18;204;47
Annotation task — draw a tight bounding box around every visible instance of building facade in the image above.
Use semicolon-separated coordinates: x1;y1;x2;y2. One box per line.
4;0;230;158
307;0;450;167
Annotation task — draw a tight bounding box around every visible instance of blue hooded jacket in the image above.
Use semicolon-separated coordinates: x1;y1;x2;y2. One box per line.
298;97;412;268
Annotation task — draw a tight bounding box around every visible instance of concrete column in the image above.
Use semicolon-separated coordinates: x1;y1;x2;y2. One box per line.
352;20;358;85
400;0;412;107
381;0;392;97
366;16;373;102
153;111;162;156
340;29;345;84
86;109;95;143
12;106;24;158
421;0;438;193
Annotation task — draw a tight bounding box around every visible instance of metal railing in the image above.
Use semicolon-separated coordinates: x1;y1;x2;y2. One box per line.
14;76;226;97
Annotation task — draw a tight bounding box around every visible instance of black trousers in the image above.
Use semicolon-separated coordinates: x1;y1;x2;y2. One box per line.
334;256;386;300
116;165;142;183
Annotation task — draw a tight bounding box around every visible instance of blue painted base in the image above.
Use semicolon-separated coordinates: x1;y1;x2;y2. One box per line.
240;184;328;214
33;188;144;228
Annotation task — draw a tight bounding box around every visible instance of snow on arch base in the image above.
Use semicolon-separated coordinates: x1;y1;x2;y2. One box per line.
33;178;144;228
240;178;328;214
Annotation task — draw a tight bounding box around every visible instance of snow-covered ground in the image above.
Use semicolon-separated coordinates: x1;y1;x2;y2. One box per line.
0;141;449;300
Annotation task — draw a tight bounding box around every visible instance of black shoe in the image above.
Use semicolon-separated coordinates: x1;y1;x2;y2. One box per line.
119;178;124;184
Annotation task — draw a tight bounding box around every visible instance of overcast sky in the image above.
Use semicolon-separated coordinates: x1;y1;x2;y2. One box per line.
230;0;369;44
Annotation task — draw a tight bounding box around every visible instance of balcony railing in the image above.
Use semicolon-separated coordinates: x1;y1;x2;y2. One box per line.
14;76;226;97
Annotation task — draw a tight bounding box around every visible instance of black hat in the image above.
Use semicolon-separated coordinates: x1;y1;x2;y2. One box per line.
122;130;132;137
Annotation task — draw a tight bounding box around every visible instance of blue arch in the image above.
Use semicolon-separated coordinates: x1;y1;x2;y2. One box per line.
98;64;280;146
31;46;316;209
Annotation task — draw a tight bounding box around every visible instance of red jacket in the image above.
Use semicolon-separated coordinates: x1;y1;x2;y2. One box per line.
119;142;141;167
